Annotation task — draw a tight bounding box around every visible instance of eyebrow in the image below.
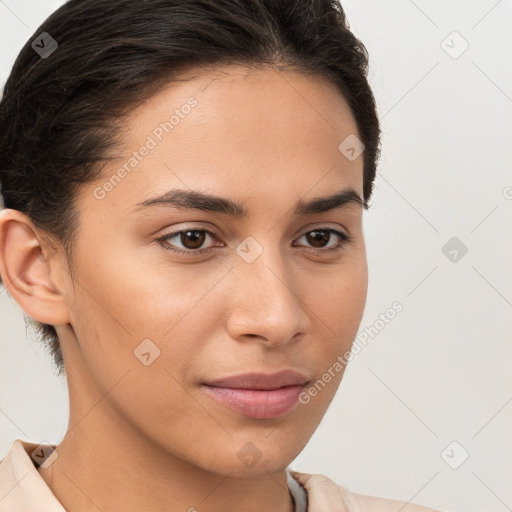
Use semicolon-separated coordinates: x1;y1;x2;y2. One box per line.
132;187;368;216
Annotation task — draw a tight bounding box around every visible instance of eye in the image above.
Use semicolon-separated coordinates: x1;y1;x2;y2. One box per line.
157;228;220;255
156;226;352;256
293;228;352;252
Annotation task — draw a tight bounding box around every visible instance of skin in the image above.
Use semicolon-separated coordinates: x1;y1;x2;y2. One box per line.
0;64;368;512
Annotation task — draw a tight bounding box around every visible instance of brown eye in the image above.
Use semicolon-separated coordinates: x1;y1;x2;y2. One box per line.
179;230;207;250
157;228;218;255
305;230;331;248
295;228;351;252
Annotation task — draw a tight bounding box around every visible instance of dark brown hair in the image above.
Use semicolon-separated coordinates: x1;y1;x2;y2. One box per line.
0;0;381;377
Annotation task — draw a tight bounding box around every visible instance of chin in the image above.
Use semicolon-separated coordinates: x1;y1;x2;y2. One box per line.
196;438;297;479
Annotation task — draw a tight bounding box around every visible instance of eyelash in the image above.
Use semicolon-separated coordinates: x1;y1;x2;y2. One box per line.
156;226;352;256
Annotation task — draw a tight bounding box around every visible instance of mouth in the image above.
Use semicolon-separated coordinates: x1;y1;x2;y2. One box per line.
201;370;310;420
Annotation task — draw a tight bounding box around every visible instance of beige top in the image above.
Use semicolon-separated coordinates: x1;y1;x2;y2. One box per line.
0;438;441;511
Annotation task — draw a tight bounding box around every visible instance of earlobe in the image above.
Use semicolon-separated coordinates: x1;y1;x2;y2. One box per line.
0;208;72;326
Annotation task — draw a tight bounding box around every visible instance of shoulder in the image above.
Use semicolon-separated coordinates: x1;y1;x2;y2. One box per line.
290;470;442;512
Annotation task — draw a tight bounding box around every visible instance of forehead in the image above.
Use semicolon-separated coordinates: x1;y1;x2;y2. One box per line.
136;64;355;127
117;63;360;154
82;64;364;215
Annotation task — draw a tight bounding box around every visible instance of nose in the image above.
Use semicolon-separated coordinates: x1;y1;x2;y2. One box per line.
225;244;311;347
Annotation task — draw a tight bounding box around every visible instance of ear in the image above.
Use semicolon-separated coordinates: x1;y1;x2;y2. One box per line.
0;208;72;326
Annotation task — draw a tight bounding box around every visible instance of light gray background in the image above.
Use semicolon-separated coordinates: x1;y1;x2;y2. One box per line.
1;1;511;511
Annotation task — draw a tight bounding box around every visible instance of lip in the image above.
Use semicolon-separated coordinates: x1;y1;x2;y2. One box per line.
203;370;310;390
201;370;310;420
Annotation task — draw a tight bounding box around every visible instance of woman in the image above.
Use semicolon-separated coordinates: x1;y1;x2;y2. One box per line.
0;0;441;510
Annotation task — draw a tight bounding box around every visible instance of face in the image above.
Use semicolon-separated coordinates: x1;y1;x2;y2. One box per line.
56;64;368;477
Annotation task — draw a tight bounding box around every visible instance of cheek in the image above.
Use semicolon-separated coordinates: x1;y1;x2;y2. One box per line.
66;245;226;402
311;258;368;338
295;272;367;417
299;257;367;397
71;235;217;338
66;271;212;443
